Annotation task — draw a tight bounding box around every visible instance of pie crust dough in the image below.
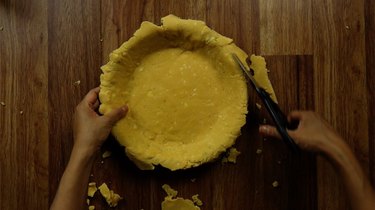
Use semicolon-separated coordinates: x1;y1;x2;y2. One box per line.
99;15;275;170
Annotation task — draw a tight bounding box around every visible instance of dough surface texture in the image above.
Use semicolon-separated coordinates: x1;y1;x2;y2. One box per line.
100;15;274;170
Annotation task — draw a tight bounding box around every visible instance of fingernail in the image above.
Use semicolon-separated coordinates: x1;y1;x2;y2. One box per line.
260;126;268;134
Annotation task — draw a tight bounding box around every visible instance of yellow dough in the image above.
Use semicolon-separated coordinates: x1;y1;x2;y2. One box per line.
100;15;275;171
161;184;201;210
87;182;97;197
162;197;200;210
250;55;277;102
222;147;241;164
98;183;123;207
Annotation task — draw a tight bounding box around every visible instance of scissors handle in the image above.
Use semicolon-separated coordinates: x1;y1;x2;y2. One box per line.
258;88;300;152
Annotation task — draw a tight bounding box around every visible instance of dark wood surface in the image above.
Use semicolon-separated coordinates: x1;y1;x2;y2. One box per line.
0;0;374;209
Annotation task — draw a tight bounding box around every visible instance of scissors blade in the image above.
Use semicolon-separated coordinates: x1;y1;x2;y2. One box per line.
231;54;261;92
232;54;300;152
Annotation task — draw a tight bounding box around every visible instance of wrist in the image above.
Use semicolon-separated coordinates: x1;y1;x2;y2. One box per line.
321;136;352;168
64;145;96;176
71;143;98;162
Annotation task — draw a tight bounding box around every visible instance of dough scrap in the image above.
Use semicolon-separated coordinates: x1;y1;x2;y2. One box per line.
162;197;200;210
98;183;123;207
87;182;97;197
249;55;277;102
191;194;203;206
162;184;178;198
161;184;201;210
100;15;276;171
222;147;241;163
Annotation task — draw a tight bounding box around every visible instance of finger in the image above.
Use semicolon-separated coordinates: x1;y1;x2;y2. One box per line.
84;87;100;106
259;125;282;139
102;105;128;126
92;99;100;110
287;110;304;122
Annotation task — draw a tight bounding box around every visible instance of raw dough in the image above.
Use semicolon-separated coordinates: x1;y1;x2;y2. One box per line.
222;147;241;163
191;194;203;206
87;182;97;197
249;55;277;102
162;184;178;198
98;183;123;207
162;198;200;210
161;184;201;210
100;15;276;171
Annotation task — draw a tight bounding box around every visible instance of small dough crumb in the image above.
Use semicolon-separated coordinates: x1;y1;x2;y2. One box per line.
162;184;178;198
20;110;23;115
0;26;3;31
345;25;350;30
87;182;97;197
86;199;90;205
272;181;279;188
0;102;5;106
191;194;203;206
102;150;112;159
98;183;123;207
256;149;262;155
256;103;262;110
88;205;95;210
100;160;104;164
74;80;81;86
226;148;241;163
222;148;241;163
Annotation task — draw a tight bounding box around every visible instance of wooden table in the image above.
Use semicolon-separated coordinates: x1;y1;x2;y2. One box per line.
0;0;374;209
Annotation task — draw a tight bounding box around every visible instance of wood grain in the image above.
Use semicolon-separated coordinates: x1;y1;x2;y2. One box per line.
48;0;101;205
365;0;375;187
0;0;373;209
259;0;313;55
0;0;48;209
263;55;316;210
312;0;368;209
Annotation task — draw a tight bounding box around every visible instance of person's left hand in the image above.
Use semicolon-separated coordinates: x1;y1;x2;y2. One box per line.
72;87;128;156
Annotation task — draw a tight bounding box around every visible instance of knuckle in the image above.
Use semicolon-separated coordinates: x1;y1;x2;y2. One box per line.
75;104;82;112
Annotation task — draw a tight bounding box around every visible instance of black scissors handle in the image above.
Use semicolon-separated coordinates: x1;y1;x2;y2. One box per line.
258;88;300;152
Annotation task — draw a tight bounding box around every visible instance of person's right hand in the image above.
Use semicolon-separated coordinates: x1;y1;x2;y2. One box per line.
73;87;128;156
259;111;343;153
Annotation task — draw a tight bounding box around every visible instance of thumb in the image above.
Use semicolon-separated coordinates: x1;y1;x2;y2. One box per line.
102;105;128;126
259;125;282;139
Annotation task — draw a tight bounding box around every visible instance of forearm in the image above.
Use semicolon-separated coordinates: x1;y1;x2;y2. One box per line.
50;146;95;210
323;138;375;210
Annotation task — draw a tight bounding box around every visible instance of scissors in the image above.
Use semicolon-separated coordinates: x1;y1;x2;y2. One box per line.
232;54;299;152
